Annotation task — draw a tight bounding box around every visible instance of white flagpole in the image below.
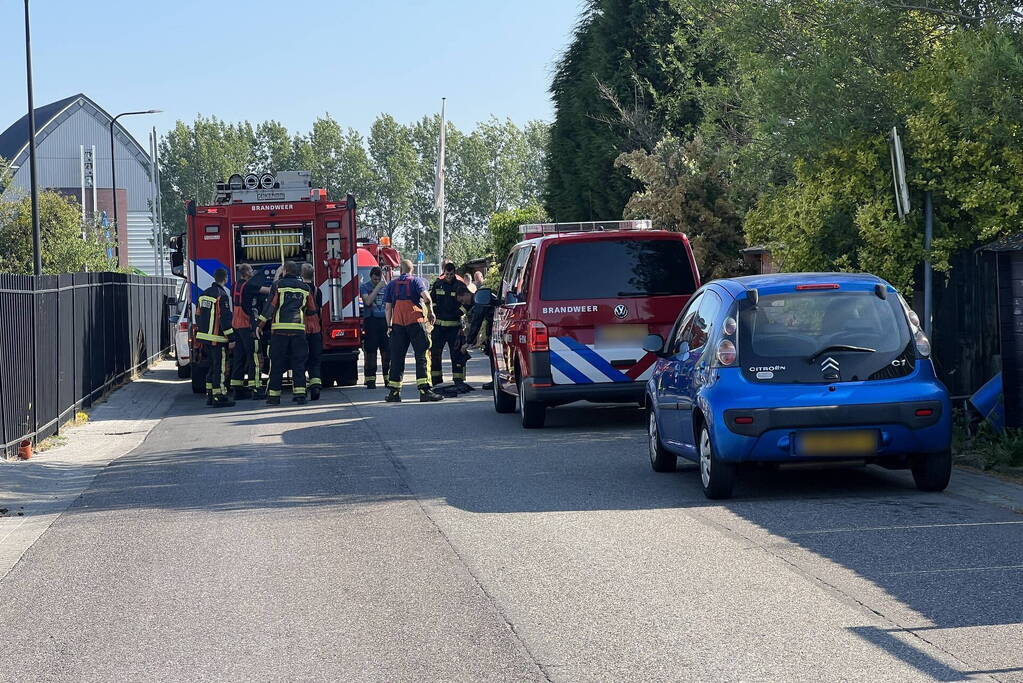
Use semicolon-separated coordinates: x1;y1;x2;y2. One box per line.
434;98;446;264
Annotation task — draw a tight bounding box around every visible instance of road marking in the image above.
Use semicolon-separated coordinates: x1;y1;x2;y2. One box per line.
879;564;1023;576
789;520;1023;535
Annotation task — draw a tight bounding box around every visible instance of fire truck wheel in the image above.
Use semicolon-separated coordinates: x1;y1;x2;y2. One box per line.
190;363;208;394
339;360;359;386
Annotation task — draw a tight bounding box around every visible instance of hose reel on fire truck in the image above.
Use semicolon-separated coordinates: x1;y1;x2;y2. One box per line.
240;226;304;262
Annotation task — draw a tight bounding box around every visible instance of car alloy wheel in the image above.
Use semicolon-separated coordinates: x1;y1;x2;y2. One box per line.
648;409;677;472
700;427;712;489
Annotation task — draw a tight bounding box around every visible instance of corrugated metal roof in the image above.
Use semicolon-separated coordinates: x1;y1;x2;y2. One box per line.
0;94;150;170
0;94;81;162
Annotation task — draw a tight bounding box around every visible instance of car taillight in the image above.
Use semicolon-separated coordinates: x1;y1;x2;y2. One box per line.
915;408;934;417
914;329;931;357
734;416;754;425
722;317;737;336
716;339;737;366
528;321;549;352
796;283;840;290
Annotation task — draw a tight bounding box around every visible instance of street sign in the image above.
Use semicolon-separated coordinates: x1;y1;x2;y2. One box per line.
889;127;911;220
417;250;425;262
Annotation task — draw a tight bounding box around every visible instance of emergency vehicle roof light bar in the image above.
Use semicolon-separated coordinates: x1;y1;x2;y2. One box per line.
518;220;653;235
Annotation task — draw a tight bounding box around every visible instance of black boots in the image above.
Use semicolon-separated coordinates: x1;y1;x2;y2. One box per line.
385;389;401;403
293;394;307;405
309;386;321;401
212;394;235;408
419;388;444;402
266;395;281;405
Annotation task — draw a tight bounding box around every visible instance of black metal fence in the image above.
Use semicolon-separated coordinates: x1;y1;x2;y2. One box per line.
0;272;178;457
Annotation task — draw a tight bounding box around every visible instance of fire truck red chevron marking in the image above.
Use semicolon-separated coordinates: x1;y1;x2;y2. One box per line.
625;352;657;380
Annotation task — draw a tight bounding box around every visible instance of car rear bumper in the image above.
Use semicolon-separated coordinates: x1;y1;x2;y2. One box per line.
521;377;644;404
711;404;951;463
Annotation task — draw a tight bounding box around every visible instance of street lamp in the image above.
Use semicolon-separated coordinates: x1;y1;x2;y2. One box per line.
109;109;161;265
23;0;41;276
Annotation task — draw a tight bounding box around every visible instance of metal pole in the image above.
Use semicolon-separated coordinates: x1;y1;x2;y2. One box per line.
437;98;445;263
109;110;162;269
149;130;160;276
153;127;165;277
110;117;120;266
24;0;42;276
924;190;933;338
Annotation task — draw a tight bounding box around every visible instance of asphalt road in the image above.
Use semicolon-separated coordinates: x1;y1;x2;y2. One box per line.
1;356;1022;682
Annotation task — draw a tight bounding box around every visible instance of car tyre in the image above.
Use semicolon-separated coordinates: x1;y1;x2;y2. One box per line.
699;424;736;499
518;377;546;428
911;449;952;492
493;368;516;413
177;363;191;379
648;409;677;472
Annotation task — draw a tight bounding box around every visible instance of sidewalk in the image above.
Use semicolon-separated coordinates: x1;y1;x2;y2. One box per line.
0;361;185;581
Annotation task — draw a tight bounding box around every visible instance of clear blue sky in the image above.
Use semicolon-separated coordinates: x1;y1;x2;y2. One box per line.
1;0;582;146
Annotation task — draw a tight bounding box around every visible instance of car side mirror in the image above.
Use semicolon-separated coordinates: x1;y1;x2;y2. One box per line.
474;287;493;306
643;333;666;355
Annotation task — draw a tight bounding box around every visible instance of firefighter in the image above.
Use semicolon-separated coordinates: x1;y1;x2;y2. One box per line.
228;264;269;400
196;267;235;408
435;285;477;398
301;263;324;401
383;259;443;403
464;286;499;390
429;262;466;387
360;266;390;388
258;260;317;405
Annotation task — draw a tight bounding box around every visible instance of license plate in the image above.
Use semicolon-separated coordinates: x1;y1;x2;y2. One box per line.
795;430;878;457
595;324;647;349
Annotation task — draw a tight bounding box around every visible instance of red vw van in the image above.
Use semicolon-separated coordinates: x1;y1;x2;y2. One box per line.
486;221;700;427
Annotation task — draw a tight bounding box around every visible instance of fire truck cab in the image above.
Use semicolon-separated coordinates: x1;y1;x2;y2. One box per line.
171;171;363;391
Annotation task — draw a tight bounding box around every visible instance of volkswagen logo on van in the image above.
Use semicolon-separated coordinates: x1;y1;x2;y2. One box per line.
613;304;629;319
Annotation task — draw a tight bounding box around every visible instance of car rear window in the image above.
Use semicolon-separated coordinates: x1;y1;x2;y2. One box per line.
746;290;909;358
539;238;697;301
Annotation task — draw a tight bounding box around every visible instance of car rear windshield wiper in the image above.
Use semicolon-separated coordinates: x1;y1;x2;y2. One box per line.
807;344;876;364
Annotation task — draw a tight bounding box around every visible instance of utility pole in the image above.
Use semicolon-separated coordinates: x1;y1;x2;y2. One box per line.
924;191;933;338
24;0;42;275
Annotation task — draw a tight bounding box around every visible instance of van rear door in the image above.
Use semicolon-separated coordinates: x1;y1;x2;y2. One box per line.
537;235;698;385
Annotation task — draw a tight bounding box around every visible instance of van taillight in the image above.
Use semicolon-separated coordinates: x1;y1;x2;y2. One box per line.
528;321;549;352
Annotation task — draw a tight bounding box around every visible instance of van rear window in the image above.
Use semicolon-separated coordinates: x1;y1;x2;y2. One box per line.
540;239;697;301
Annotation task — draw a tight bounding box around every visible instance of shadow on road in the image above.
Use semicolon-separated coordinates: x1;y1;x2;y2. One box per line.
54;372;1023;680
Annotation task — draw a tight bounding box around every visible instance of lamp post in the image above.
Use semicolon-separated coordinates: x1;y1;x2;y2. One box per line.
23;0;41;275
109;109;161;264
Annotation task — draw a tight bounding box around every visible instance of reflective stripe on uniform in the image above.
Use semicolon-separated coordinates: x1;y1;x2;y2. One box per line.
434;319;461;327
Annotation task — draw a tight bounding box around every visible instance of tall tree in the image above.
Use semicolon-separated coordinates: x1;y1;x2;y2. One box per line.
367;114;416;242
546;0;721;221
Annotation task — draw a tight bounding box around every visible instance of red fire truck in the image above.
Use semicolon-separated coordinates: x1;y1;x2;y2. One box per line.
170;171;363;392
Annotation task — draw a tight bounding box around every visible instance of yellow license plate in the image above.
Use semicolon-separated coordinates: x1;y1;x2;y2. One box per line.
796;430;878;456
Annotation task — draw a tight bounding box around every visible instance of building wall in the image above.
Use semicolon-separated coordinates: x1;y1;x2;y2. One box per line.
7;103;152;212
3;99;162;273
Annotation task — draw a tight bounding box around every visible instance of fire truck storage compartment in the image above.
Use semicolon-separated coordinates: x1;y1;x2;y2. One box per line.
235;223;312;267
